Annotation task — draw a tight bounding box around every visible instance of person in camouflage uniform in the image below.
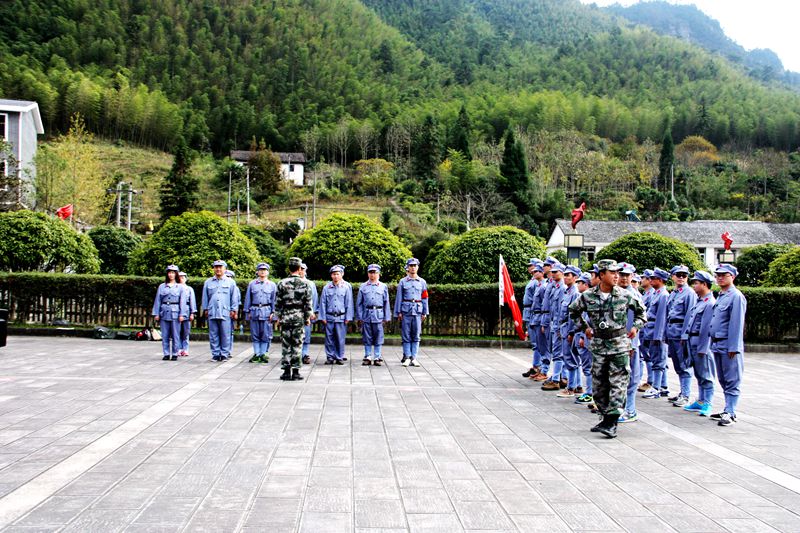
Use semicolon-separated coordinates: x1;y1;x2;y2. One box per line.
274;257;314;381
569;259;646;438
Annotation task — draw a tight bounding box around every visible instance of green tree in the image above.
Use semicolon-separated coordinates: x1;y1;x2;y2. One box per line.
595;232;704;272
159;139;198;220
764;246;800;287
288;214;412;281
128;211;260;277
426;226;546;283
450;105;472;161
499;128;530;213
412;115;441;187
734;243;794;286
658;127;675;192
248;143;283;202
88;226;143;275
0;210;100;273
238;225;287;276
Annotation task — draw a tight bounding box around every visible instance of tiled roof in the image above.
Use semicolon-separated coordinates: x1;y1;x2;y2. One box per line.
230;150;306;163
555;219;800;246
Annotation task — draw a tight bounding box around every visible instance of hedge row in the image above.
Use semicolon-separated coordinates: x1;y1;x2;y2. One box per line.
1;273;798;342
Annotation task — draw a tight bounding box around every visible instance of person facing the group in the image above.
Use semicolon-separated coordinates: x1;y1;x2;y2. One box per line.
244;262;276;364
274;257;314;381
201;260;240;361
394;258;429;367
569;259;646;438
356;264;391;366
152;264;189;361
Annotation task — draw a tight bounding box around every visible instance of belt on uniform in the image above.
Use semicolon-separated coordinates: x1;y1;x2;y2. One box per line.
712;337;727;343
522;305;531;308
328;312;345;316
668;319;684;324
252;304;272;308
403;299;422;302
366;306;383;310
688;332;700;337
593;327;626;340
646;318;656;322
163;301;179;305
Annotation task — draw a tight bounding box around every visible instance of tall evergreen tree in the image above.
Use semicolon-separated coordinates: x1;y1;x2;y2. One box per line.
159;139;198;220
499;128;530;213
450;105;472;160
412;115;441;187
658;127;675;192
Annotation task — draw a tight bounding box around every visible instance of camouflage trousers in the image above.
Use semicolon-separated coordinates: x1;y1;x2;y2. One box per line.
591;349;631;416
281;324;305;369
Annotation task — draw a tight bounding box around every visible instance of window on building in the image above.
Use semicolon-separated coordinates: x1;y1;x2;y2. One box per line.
0;114;7;177
581;248;595;262
289;164;295;172
697;248;706;263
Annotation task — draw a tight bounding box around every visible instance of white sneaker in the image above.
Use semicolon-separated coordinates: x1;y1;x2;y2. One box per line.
410;359;420;367
642;388;660;399
402;358;411;367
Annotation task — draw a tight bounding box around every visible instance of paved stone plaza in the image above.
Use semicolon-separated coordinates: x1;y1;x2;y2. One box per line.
0;336;799;532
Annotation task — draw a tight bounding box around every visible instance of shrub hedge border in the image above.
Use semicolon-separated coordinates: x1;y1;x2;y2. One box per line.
1;273;798;342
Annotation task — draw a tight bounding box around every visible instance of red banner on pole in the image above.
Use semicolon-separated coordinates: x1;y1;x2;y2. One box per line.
499;255;526;340
571;202;586;229
56;204;73;220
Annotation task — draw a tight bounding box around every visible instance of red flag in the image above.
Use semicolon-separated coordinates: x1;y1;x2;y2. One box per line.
499;255;526;340
56;204;73;220
571;202;586;229
721;232;733;251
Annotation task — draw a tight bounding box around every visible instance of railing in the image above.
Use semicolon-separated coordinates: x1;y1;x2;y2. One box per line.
1;273;798;342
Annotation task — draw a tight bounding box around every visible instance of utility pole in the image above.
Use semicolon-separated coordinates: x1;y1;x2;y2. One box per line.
227;170;232;223
466;193;471;231
436;194;440;224
115;181;123;227
670;163;675;202
127;184;134;230
312;168;317;228
246;166;251;224
304;202;309;232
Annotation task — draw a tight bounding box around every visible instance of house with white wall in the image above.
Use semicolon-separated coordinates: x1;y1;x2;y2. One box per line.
230;150;307;187
0;99;44;208
547;219;800;269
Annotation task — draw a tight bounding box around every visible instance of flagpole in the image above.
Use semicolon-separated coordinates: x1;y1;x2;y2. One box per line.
498;255;503;351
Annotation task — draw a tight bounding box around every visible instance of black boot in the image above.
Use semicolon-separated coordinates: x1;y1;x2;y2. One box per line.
280;367;291;381
590;413;606;432
292;368;304;381
598;414;620;438
522;367;536;378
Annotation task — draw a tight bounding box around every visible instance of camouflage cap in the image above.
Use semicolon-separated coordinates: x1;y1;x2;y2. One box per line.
288;257;303;269
596;259;621;272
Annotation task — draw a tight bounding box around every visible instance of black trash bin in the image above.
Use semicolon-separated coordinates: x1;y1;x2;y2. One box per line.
0;309;7;348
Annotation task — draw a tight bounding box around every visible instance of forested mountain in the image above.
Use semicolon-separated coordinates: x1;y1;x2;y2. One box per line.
606;1;800;88
1;0;799;154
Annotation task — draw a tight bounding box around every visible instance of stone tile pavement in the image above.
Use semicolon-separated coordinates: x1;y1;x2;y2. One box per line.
0;336;799;532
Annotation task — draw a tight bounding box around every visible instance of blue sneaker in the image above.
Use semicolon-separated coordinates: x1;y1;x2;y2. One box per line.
619;412;638;423
683;401;703;412
698;403;712;417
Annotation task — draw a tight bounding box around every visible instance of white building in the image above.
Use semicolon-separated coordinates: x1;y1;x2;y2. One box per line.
230;150;306;187
547;219;800;270
0;99;44;209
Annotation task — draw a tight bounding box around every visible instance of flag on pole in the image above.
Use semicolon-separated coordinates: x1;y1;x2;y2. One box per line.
499;255;526;340
55;204;73;220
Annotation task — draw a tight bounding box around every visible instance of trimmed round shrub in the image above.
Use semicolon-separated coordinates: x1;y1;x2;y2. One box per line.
88;226;143;274
595;232;704;272
288;214;412;281
128;211;261;277
426;226;547;283
0;210;100;273
734;243;794;286
239;225;288;276
764;246;800;287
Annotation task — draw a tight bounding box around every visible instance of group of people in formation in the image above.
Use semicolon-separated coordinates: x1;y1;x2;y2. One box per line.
521;256;746;438
151;257;429;380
